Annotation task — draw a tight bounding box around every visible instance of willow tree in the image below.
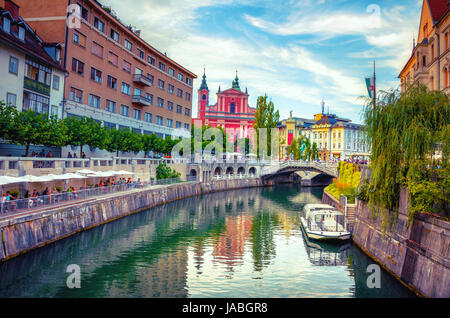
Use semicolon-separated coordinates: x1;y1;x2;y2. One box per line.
362;83;449;233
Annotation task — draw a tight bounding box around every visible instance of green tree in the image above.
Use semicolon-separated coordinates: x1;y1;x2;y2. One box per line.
64;116;106;156
0;102;18;141
253;94;280;159
9;110;62;157
362;83;449;231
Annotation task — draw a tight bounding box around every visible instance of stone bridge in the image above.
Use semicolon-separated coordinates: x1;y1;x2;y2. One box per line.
188;160;338;186
260;161;338;186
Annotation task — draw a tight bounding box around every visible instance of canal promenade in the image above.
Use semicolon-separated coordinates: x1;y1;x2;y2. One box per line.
0;176;262;263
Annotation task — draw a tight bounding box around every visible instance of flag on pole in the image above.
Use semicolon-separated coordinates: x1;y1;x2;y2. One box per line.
365;77;375;99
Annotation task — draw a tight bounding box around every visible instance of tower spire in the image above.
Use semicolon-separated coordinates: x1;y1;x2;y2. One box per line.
200;66;209;91
232;70;241;91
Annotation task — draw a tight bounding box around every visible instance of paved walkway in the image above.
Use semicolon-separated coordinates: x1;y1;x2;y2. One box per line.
0;183;195;222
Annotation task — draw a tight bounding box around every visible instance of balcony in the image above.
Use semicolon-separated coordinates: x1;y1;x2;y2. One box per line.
132;95;152;106
132;74;153;86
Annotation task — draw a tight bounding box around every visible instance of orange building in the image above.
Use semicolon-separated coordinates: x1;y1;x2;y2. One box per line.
12;0;196;144
399;0;450;94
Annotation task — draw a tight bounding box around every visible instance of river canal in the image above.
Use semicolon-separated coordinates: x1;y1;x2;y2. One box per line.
0;185;415;298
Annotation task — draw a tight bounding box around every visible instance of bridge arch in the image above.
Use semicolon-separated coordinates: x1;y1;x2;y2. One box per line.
249;167;257;176
214;167;223;177
237;167;245;176
226;167;234;175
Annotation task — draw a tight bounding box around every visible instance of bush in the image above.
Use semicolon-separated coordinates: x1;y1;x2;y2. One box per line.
156;162;181;180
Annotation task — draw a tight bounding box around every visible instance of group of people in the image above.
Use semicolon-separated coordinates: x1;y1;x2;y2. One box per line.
97;177;141;188
67;152;86;159
30;150;53;158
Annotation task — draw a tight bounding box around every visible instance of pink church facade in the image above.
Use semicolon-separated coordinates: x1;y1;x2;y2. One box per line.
193;72;256;140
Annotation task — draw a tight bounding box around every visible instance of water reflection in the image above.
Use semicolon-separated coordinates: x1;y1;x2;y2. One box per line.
0;185;415;298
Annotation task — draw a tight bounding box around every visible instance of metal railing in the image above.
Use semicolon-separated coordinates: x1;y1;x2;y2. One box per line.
0;176;198;216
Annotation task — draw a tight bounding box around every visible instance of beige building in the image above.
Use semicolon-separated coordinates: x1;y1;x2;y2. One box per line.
399;0;450;94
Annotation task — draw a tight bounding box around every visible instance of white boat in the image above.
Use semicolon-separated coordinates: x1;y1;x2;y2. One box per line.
300;204;351;241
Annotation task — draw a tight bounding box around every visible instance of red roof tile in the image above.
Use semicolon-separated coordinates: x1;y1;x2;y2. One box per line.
428;0;450;23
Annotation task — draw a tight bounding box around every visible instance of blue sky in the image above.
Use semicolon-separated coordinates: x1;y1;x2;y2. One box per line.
101;0;423;124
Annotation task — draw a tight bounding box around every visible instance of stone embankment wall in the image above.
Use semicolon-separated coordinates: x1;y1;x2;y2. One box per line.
351;189;449;298
0;178;262;262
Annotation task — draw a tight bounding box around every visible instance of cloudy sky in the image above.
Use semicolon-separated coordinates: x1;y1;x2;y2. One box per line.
100;0;423;124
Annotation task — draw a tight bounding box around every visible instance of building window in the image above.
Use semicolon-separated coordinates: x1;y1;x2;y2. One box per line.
147;73;154;85
93;17;105;33
6;93;16;106
168;67;175;76
177;73;183;81
3;18;10;34
120;105;129;117
135;67;143;75
92;41;104;58
184;108;191;116
168;84;174;94
167;101;174;111
176;121;182;129
88;94;101;108
108;51;119;66
9;56;18;75
158;62;166;72
156;116;163;125
137;48;145;60
176;105;182;114
77;3;89;21
185;92;191;102
23;91;49;115
53;75;60;90
133;109;141;120
123;60;131;73
423;55;426;67
25;58;52;85
184;123;190;130
18;26;25;41
186;78;192;85
90;67;102;83
166;118;173;128
110;29;120;42
69;87;83;103
51;105;59;117
124;39;132;51
73;30;86;47
177;88;183;98
157;97;164;107
144;112;153;123
230;103;235;113
148;55;155;65
157;79;165;90
107;75;117;90
105;100;116;113
134;87;142;96
71;58;85;76
121;82;131;95
146;93;153;104
431;44;435;60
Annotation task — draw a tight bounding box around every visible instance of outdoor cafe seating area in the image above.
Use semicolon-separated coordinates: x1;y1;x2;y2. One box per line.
0;170;139;215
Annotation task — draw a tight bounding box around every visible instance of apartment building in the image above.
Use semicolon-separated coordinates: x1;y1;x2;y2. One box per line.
399;0;450;94
301;113;368;162
14;0;196;143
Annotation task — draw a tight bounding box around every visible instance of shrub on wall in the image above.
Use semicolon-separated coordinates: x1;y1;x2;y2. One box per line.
325;163;362;204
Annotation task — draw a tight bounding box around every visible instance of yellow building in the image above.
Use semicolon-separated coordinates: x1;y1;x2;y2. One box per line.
277;111;315;159
399;0;450;93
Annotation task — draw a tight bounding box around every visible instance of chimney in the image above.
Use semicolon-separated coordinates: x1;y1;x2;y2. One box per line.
5;0;20;20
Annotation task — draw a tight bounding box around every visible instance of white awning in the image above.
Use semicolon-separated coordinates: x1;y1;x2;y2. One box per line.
0;176;23;186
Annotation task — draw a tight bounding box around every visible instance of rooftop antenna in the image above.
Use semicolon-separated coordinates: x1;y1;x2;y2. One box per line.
321;100;325;114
